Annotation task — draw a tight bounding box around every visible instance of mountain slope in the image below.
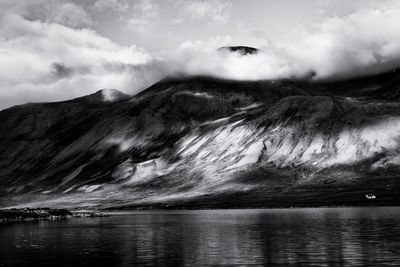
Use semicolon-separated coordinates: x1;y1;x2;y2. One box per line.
1;73;400;208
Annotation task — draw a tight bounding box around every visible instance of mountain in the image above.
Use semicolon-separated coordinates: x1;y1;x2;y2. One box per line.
218;46;259;55
1;70;400;209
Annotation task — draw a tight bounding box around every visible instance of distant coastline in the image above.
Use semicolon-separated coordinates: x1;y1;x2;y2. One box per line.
0;208;106;224
2;201;399;223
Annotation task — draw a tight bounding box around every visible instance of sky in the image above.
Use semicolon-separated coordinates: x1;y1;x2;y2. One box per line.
1;0;400;109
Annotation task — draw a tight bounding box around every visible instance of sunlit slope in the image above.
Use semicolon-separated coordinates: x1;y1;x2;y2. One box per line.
1;73;400;208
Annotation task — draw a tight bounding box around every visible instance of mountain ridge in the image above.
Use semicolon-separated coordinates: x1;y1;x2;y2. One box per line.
1;69;400;208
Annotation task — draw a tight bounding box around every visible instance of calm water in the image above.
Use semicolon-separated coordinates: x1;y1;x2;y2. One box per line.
1;207;400;266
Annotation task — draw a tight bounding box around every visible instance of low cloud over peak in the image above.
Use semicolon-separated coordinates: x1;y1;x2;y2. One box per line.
1;1;400;109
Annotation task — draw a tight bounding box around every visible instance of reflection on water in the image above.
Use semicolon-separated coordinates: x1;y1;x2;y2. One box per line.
1;207;400;266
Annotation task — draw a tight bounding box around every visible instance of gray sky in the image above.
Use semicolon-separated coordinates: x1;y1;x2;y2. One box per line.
1;0;400;109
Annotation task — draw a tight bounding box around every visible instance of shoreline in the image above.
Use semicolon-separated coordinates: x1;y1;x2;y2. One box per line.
0;208;106;224
101;203;400;211
2;204;400;223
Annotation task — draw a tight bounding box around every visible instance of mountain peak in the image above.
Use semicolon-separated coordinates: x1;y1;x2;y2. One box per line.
218;46;259;55
73;89;130;103
97;89;129;102
65;89;131;104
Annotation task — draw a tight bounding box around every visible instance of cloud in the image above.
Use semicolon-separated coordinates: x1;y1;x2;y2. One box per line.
51;63;74;78
169;1;400;80
128;0;159;32
2;1;400;110
290;4;400;79
0;11;157;109
179;35;233;50
165;41;305;81
92;0;129;13
3;0;93;28
176;0;232;24
41;2;93;28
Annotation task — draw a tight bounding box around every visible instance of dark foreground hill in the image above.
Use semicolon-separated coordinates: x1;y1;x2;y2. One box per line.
1;70;400;209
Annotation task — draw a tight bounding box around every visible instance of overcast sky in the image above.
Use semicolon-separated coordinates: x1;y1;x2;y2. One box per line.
1;0;400;109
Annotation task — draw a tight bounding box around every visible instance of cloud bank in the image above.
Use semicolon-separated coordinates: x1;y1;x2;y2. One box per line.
0;9;159;109
1;1;400;109
173;1;400;81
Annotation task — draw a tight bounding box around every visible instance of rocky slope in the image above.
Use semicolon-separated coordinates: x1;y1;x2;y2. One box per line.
1;71;400;209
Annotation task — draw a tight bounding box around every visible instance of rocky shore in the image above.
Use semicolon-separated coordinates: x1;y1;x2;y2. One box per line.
0;208;106;223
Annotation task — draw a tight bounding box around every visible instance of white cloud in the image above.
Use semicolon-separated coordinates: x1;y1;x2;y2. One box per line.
0;11;156;109
92;0;129;13
179;35;233;50
167;41;304;81
2;0;400;109
177;0;232;24
286;3;400;78
44;2;93;28
170;1;400;80
128;0;159;32
3;0;93;28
